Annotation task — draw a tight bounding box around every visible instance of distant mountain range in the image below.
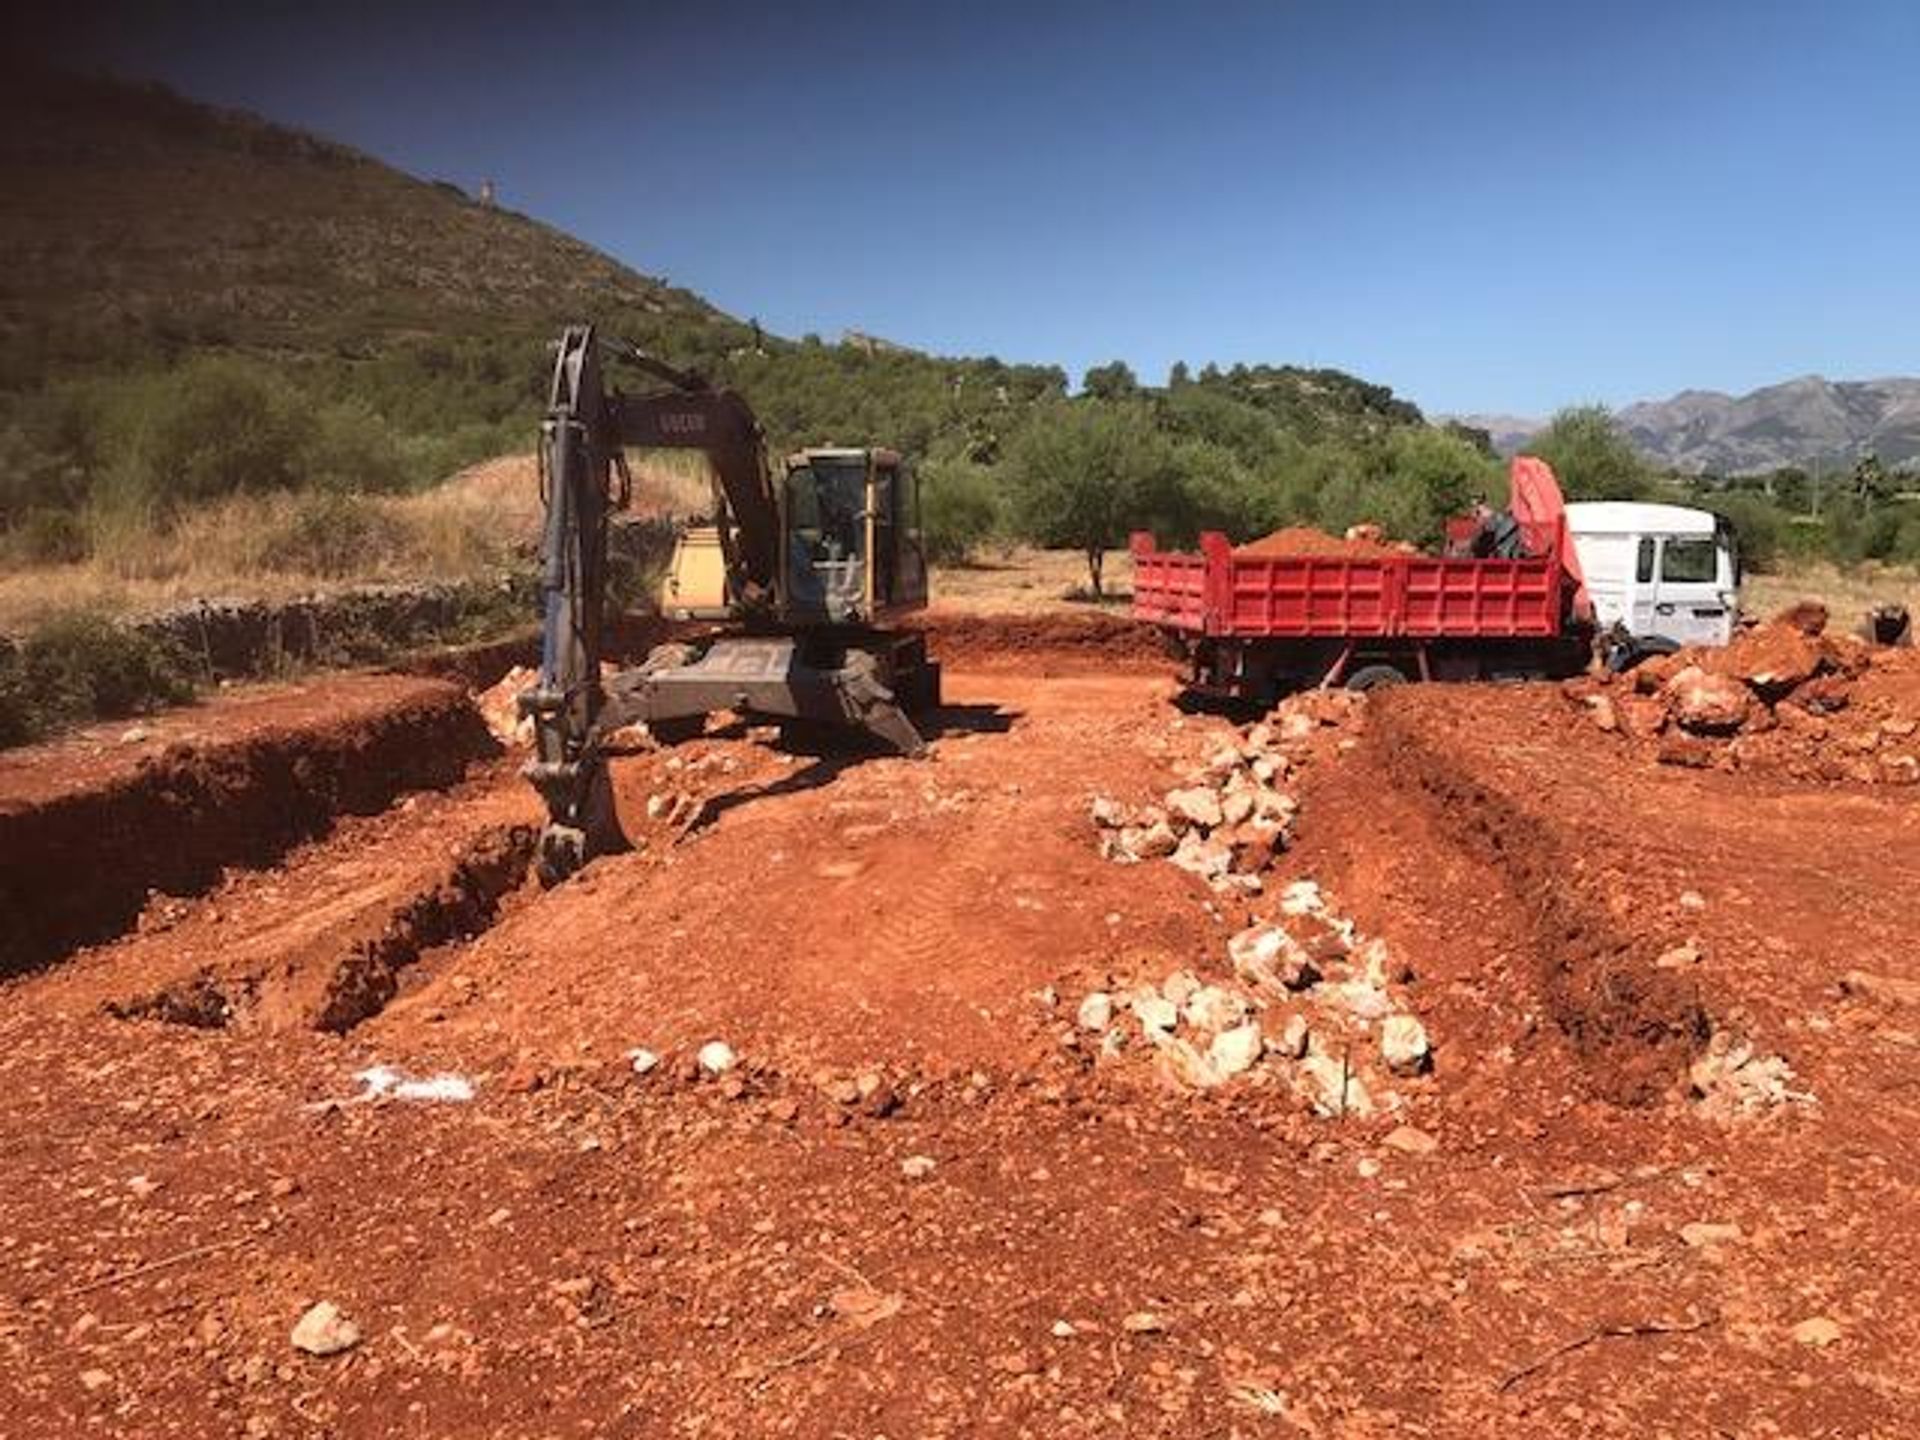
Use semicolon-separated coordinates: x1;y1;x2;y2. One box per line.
1455;375;1920;474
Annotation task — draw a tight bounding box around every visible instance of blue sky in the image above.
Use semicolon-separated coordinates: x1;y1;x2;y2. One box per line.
30;0;1920;416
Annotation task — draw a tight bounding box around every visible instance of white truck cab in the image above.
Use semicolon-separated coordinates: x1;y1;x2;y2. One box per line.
1565;501;1739;649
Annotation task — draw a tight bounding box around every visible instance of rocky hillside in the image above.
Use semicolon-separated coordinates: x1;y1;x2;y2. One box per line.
1616;377;1920;474
1458;376;1920;474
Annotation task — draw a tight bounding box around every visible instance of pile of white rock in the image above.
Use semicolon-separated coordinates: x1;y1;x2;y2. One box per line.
1090;730;1304;895
1072;880;1433;1114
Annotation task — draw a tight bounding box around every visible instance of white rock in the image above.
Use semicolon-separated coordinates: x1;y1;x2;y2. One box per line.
1206;745;1244;776
1254;788;1298;826
1325;977;1393;1021
1278;879;1324;917
901;1155;936;1180
1380;1015;1432;1076
1130;993;1179;1036
1182;985;1250;1033
1089;795;1129;829
1165;786;1225;831
1076;991;1113;1031
1155;1036;1222;1089
290;1301;361;1357
1168;831;1232;880
1228;923;1318;993
1208;1022;1264;1077
1133;820;1179;858
1298;1052;1374;1117
1220;790;1255;827
1161;970;1202;1007
697;1040;737;1076
1274;1013;1311;1059
627;1048;660;1075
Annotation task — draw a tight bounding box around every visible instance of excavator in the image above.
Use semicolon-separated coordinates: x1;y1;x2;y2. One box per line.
517;325;939;883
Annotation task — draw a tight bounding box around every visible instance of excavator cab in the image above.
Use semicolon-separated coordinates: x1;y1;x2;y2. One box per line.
660;448;926;625
779;448;927;625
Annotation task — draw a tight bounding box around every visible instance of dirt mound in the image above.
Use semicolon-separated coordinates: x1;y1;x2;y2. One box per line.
1570;620;1920;784
1236;525;1400;559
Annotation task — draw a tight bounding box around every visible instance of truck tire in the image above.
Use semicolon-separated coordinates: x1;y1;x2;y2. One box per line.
1346;663;1408;692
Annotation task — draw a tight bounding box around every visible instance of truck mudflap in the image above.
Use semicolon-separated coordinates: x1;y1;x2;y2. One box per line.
599;634;932;757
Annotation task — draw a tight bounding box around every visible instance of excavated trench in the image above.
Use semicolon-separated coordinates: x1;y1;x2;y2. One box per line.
0;677;497;977
1349;693;1710;1105
106;820;537;1034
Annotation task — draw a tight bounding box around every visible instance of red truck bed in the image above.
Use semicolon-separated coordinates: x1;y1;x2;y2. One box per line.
1131;531;1566;640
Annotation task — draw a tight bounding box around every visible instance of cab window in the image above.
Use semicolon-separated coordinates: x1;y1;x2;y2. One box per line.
1660;538;1718;584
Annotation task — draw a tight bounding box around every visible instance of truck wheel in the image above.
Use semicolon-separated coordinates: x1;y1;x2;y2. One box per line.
1346;664;1408;692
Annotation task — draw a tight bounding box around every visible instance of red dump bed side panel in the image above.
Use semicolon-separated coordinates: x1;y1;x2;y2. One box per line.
1219;555;1397;636
1129;545;1211;630
1130;532;1563;639
1398;557;1560;637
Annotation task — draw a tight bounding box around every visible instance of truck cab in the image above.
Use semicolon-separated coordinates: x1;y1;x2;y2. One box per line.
1565;501;1739;649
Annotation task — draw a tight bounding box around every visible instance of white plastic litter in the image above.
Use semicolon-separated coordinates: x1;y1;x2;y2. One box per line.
352;1065;474;1103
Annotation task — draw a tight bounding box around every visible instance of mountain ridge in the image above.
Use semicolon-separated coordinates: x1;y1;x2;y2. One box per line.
1453;374;1920;474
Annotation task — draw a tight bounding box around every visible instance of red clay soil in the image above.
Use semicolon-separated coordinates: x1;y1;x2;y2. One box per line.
0;674;494;977
921;609;1165;673
1235;526;1399;559
2;648;1919;1436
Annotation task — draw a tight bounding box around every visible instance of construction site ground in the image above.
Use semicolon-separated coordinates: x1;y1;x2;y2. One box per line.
2;612;1917;1438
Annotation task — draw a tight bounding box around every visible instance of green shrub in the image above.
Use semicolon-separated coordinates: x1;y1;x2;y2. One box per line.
919;458;1002;564
258;491;411;577
0;613;195;746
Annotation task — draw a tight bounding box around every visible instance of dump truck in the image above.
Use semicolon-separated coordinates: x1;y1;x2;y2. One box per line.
1130;457;1740;703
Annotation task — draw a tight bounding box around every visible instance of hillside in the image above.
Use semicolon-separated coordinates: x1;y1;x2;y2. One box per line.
1616;376;1920;474
0;66;744;386
1457;375;1920;474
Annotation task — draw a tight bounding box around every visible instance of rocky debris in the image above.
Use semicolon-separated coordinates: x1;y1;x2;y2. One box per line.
1665;666;1752;734
696;1041;737;1076
1089;692;1362;891
1070;881;1427;1111
1679;1221;1743;1249
290;1301;361;1357
1791;1315;1843;1348
1076;991;1113;1031
627;1047;661;1076
1208;1022;1264;1077
1381;1124;1437;1156
900;1154;937;1180
1379;1014;1432;1076
1687;1030;1814;1119
1567;616;1920;784
476;665;537;748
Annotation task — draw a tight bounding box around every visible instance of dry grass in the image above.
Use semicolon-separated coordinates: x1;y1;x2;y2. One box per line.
930;546;1129;616
1744;561;1917;627
0;449;722;632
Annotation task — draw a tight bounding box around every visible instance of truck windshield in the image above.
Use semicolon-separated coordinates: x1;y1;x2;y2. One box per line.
1660;538;1719;584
